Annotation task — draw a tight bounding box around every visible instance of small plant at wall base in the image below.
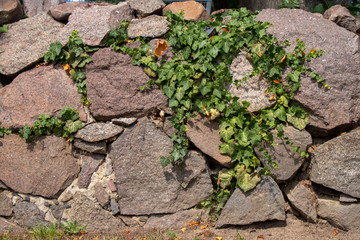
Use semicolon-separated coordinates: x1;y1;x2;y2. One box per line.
0;122;11;137
44;30;98;105
105;9;326;219
0;25;8;33
19;107;82;143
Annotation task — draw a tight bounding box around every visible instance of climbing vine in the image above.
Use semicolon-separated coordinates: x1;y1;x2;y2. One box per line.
102;9;327;219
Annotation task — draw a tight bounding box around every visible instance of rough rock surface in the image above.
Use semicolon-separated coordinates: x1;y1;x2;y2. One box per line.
0;217;24;235
0;191;13;217
127;0;165;18
0;135;80;198
73;139;107;155
310;129;360;198
111;117;137;127
14;200;46;228
49;1;89;22
229;52;274;112
62;192;124;232
283;180;317;222
109;118;213;215
78;154;105;189
0;0;23;25
255;125;312;181
0;13;64;76
0;65;86;129
186;113;232;167
144;208;202;230
163;0;211;22
339;194;358;203
256;9;360;136
317;197;360;231
216;176;285;228
58;3;134;46
127;15;170;38
94;183;110;207
75;123;123;142
23;0;65;17
86;48;168;120
324;4;357;32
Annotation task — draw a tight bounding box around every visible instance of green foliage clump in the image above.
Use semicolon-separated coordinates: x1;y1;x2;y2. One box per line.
61;221;87;235
19;107;82;143
104;8;326;219
0;25;8;33
29;223;63;240
44;30;98;104
0;122;11;137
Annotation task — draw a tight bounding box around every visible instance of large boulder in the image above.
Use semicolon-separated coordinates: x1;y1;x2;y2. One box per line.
324;4;357;32
0;13;64;76
310;129;360;198
62;192;124;233
127;15;170;38
256;9;360;136
86;48;168;120
186;112;232;167
23;0;65;17
317;197;360;232
58;3;134;46
255;125;312;182
0;135;80;198
0;0;23;25
163;0;210;22
0;65;86;129
216;176;285;228
229;52;274;112
127;0;165;18
109;118;213;215
49;2;90;22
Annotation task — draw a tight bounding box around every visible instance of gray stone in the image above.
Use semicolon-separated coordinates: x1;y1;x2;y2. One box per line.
339;194;358;203
109;118;213;215
0;0;23;25
256;9;360;136
0;135;80;198
0;13;64;76
216;176;285;228
0;217;24;235
255;125;312;182
144;208;202;230
58;3;134;46
86;48;168;120
127;15;170;38
0;65;86;129
283;180;317;222
324;4;357;32
310;129;360;198
14;200;46;228
75;123;123;142
110;199;119;215
94;183;110;207
0;191;13;217
229;52;274;112
73;139;107;155
186;112;232;167
317;197;360;231
127;0;165;18
23;0;65;17
62;192;124;233
111;117;137;127
49;2;90;22
78;154;105;189
50;204;64;220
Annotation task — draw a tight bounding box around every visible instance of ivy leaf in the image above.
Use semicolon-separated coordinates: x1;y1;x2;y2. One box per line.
199;84;212;96
160;157;171;168
209;46;219;58
175;87;185;101
169;98;179;107
235;166;261;192
218;169;235;189
219;125;234;142
181;79;193;91
286;113;310;130
162;85;176;98
274;106;287;122
219;142;234;155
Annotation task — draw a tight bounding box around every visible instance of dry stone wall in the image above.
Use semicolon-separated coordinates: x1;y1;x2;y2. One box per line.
0;0;359;236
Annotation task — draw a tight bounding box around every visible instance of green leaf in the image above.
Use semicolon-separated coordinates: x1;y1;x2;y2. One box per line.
162;85;176;98
60;107;80;121
209;46;219;58
219;125;235;142
219;143;234;155
274;106;287;122
0;24;8;33
169;98;179;107
218;169;235;189
235;166;261;192
175;87;185;101
286;113;310;130
160;157;171;168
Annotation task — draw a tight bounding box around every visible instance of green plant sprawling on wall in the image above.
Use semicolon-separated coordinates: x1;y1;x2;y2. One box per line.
44;30;98;104
19;107;83;143
104;8;326;219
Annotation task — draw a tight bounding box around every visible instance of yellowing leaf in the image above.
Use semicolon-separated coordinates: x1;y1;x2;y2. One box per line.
273;80;281;84
123;229;131;234
181;227;187;232
124;39;132;43
155;39;168;57
215;237;223;240
333;229;338;236
310;49;316;54
200;222;208;229
186;221;199;226
280;54;287;63
63;63;71;71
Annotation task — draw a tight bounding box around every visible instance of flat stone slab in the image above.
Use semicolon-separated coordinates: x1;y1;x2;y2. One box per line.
310;129;360;198
127;15;170;38
75;122;123;142
78;154;104;189
216;176;285;228
0;13;64;76
109;118;213;215
127;0;165;18
0;135;79;198
73;139;107;155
